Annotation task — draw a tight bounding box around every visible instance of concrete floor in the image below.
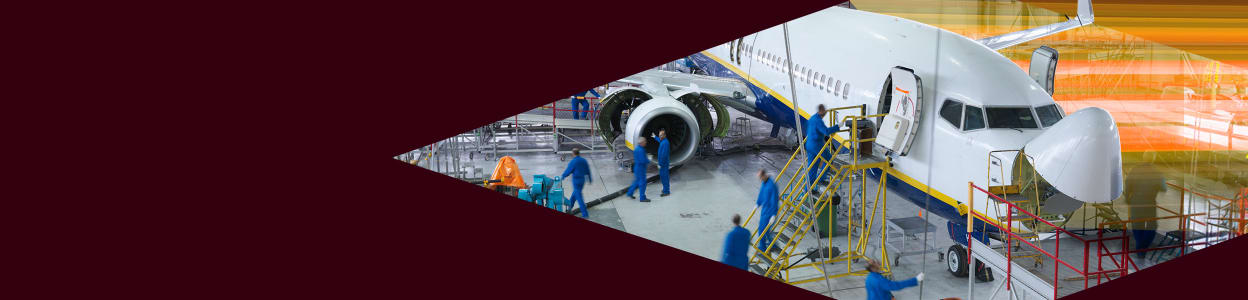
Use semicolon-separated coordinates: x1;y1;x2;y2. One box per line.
414;108;1228;299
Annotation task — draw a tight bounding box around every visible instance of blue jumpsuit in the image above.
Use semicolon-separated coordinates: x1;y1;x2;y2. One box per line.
721;226;751;270
626;145;650;200
804;114;840;189
571;89;599;120
657;137;671;194
560;156;592;218
572;98;590;120
756;177;780;251
865;272;918;300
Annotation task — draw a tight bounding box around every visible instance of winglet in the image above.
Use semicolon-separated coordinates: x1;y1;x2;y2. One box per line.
1077;0;1094;25
976;0;1094;50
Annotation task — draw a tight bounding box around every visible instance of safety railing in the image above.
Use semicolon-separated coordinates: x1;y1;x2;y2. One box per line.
744;105;876;233
549;97;601;151
741;135;809;227
985;150;1043;235
1205;187;1248;237
1095;212;1206;273
966;182;1131;297
743;105;895;283
747;133;849;261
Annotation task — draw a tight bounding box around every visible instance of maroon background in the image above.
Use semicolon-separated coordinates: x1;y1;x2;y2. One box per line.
12;0;1244;298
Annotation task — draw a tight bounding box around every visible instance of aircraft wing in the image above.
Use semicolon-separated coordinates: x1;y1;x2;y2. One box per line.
977;0;1094;50
617;69;755;103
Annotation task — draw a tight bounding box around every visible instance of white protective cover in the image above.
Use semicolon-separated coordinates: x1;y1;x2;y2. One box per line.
876;114;909;152
1024;107;1123;203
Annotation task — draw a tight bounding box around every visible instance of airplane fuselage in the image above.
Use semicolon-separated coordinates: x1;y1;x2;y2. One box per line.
688;7;1066;231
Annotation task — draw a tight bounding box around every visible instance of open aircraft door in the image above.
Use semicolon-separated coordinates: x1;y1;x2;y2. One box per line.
876;67;923;156
1029;46;1059;96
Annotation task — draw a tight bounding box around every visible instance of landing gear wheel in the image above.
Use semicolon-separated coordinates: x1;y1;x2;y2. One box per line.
948;244;969;277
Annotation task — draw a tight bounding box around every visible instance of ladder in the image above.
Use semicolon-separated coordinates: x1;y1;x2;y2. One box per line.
987;150;1069;267
740;109;895;284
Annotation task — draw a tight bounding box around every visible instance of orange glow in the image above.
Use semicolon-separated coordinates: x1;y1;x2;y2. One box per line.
857;0;1248;153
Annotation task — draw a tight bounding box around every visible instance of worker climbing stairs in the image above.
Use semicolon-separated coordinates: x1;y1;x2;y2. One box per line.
740;109;896;284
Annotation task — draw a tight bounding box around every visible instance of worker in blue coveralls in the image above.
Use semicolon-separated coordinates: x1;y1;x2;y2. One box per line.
559;148;592;218
626;138;651;202
657;129;672;197
864;259;923;300
721;214;750;270
804;104;841;195
571;96;589;120
570;89;598;120
755;170;780;252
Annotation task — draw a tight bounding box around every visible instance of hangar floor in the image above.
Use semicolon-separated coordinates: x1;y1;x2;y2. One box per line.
423;105;1214;299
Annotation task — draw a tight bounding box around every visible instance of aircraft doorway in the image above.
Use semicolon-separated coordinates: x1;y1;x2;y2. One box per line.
876;67;924;156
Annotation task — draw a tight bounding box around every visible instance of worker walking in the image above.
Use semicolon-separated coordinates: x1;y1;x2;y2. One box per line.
626;138;651;202
755;170;780;252
560;148;593;218
1125;155;1163;260
721;214;750;270
864;259;923;300
804;104;840;194
657;129;672;197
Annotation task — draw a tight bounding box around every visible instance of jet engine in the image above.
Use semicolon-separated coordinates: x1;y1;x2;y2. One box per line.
597;87;731;166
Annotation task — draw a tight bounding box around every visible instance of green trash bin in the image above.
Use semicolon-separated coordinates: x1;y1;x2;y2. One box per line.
815;194;839;237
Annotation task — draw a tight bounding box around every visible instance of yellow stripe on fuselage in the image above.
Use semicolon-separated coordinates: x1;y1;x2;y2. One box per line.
700;51;812;119
700;50;1001;227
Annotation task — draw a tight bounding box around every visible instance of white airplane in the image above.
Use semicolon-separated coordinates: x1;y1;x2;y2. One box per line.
595;0;1123;276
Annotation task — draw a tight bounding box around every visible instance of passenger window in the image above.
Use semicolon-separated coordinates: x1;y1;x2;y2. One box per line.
964;105;986;130
835;80;842;96
842;83;849;99
939;99;963;129
1035;104;1063;127
819;74;827;90
827;77;835;94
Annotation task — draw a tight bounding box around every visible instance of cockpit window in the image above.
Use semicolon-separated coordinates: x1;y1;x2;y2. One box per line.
1035;104;1063;127
939;99;963;129
986;107;1039;129
964;105;985;131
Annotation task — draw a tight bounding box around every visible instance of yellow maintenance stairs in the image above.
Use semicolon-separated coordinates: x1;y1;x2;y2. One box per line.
741;106;897;284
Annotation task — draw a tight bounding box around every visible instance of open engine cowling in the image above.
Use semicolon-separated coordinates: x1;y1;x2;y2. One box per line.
597;86;729;166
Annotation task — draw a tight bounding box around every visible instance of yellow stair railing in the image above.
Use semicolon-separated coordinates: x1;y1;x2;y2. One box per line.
742;105;897;284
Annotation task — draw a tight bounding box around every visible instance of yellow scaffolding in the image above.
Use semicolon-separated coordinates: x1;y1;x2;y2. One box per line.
741;104;896;284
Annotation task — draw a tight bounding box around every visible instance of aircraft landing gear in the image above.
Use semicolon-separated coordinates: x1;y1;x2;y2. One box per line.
947;244;995;281
947;244;968;277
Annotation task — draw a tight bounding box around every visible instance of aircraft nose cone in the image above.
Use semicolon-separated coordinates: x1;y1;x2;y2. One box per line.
1024;107;1123;203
